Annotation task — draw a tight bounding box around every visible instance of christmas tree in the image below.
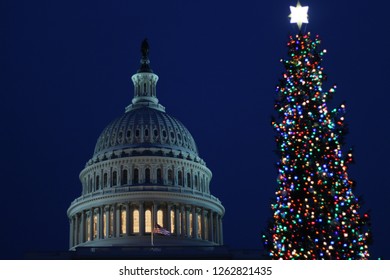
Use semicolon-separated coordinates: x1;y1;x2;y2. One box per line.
263;2;370;260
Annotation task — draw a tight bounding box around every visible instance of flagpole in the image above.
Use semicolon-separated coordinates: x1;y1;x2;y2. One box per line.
151;205;154;246
151;227;154;246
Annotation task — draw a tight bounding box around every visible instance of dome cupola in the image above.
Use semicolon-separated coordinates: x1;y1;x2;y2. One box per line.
126;38;164;113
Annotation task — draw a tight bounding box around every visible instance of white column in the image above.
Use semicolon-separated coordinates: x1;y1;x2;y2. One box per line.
153;203;158;229
119;166;122;186
173;167;177;186
99;207;104;239
209;211;214;243
167;204;172;233
108;168;112;188
201;209;206;240
152;165;156;184
190;170;193;190
175;206;180;236
126;204;131;236
185;206;190;237
128;166;133;186
219;216;223;245
215;215;220;245
192;207;198;239
139;202;145;235
163;166;167;185
129;203;134;235
75;214;79;245
69;217;74;248
105;206;110;238
115;204;120;237
80;211;85;243
93;208;99;240
140;166;145;184
109;206;114;237
180;205;185;237
100;169;103;190
92;172;96;192
89;209;94;241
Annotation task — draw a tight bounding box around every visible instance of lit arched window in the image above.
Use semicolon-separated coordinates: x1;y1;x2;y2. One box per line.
109;208;114;237
168;169;173;185
170;209;175;234
93;212;98;239
122;169;128;185
133;168;139;184
145;209;152;233
120;207;127;235
197;214;201;238
157;209;163;227
133;209;139;233
86;214;91;241
189;212;193;236
157;168;163;184
178;171;183;186
103;211;107;238
145;168;151;184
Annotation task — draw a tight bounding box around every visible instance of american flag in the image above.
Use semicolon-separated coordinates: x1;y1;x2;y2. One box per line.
153;223;171;236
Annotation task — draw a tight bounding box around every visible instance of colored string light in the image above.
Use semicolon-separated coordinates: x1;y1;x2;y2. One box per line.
263;33;370;260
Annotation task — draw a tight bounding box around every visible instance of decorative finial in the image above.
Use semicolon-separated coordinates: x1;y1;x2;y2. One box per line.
137;38;153;73
128;38;163;113
141;38;149;58
289;1;309;30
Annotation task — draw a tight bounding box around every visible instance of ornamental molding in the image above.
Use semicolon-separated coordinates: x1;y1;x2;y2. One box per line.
80;156;211;177
67;191;224;218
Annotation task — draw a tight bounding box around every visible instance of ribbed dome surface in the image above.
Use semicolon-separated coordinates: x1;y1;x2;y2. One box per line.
93;107;198;156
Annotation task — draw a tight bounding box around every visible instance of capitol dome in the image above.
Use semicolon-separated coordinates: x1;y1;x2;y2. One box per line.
93;107;199;159
67;40;224;249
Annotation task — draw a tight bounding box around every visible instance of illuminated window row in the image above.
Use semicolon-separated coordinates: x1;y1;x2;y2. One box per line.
69;204;223;248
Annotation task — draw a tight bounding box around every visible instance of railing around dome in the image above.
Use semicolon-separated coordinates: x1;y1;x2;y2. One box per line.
70;185;222;205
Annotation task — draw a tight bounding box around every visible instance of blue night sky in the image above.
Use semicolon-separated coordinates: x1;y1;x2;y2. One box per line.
1;0;389;259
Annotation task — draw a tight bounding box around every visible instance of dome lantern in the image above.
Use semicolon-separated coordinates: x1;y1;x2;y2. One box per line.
126;39;165;113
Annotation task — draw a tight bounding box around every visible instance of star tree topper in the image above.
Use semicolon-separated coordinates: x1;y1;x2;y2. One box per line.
289;1;309;29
